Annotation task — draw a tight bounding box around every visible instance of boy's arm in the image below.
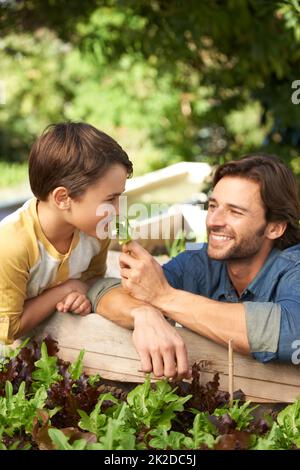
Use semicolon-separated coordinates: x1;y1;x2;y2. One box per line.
0;235;29;343
0;230;97;342
16;279;87;338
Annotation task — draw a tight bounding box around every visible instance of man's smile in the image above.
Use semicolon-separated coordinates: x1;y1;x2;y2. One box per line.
209;232;234;245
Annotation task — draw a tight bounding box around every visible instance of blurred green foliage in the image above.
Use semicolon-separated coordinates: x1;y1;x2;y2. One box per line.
0;162;28;187
0;0;300;183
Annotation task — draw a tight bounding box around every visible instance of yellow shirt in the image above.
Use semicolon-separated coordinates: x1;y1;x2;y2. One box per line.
0;198;110;344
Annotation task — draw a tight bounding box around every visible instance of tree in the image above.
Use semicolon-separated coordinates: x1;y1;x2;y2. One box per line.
1;0;300;180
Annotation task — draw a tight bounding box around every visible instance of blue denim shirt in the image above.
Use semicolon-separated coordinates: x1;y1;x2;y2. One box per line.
162;243;300;364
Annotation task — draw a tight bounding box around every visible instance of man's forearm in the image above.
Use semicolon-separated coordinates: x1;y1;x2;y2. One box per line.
118;241;250;355
153;288;250;354
97;285;191;379
96;286;152;329
17;283;69;338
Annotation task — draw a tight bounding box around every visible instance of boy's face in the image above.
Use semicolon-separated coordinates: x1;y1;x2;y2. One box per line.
68;164;127;238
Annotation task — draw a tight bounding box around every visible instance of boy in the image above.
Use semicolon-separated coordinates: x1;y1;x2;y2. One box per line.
0;122;132;342
0;122;189;380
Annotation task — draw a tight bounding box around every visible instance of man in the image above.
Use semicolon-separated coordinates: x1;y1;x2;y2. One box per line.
98;154;300;375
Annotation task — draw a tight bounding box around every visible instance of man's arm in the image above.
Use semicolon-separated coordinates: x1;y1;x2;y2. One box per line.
94;284;190;379
96;284;141;328
119;242;250;354
152;289;250;354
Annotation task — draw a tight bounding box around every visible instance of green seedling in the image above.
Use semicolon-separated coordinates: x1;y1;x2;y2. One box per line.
115;216;132;245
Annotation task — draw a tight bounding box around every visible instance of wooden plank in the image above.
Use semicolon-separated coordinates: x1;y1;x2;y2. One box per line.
179;328;300;387
56;346;144;382
198;371;300;403
57;345;300;403
30;312;300;403
33;313;140;360
58;347;300;402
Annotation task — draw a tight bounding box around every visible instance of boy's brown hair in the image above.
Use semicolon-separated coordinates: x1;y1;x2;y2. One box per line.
29;122;133;201
213;153;300;250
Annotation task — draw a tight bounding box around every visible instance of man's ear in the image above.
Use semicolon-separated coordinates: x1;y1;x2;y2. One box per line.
52;187;71;210
265;221;287;241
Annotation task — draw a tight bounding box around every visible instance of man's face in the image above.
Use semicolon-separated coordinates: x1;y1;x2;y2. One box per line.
69;164;127;238
206;176;269;260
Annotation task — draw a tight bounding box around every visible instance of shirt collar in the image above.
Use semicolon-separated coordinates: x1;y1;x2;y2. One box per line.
244;247;281;295
216;247;281;300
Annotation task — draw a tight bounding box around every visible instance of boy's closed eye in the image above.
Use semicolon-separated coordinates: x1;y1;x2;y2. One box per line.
104;190;125;203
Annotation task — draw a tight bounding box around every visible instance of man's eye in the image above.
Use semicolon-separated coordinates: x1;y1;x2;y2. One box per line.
231;210;242;215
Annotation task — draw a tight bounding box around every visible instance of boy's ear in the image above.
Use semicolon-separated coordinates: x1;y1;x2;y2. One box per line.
52;187;71;210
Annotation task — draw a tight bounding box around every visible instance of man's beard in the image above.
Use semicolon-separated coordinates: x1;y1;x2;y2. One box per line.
207;222;267;261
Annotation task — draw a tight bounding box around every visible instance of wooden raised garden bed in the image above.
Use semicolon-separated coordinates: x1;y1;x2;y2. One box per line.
30;311;300;404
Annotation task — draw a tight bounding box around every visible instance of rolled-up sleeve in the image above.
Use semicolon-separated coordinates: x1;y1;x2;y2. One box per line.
86;277;121;312
243;302;281;359
244;266;300;363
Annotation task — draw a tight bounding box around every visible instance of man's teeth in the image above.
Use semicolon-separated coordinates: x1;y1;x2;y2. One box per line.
211;234;232;241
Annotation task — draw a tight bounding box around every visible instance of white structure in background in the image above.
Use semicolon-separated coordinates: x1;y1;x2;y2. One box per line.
125;161;211;205
109;161;212;252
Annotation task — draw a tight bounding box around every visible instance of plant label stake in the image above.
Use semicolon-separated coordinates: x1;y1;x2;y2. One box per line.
228;339;234;406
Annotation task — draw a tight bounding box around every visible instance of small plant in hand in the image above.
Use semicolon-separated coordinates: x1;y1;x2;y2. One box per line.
0;338;299;450
115;215;132;245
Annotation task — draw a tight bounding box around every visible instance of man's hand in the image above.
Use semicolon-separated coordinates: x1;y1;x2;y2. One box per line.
56;291;92;315
119;241;171;305
131;305;190;380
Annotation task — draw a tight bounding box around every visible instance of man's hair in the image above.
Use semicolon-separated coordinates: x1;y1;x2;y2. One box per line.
213;153;300;250
29;122;133;201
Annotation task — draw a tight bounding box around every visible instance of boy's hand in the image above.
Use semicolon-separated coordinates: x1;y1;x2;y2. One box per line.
56;291;92;316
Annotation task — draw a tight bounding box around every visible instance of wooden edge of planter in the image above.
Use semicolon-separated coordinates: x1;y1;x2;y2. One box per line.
16;311;300;404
